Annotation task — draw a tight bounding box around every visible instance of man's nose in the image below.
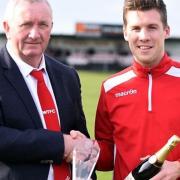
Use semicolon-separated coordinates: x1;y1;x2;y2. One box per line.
28;27;40;39
139;29;150;41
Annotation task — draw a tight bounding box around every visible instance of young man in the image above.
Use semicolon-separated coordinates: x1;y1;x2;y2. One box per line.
95;0;180;179
0;0;96;179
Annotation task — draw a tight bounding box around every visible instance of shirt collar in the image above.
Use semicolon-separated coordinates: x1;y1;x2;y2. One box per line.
132;53;172;78
6;41;47;77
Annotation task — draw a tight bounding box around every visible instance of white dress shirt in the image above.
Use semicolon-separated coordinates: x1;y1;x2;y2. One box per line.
6;42;61;180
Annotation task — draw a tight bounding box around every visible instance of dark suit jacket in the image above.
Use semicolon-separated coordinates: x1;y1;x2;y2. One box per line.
0;46;93;180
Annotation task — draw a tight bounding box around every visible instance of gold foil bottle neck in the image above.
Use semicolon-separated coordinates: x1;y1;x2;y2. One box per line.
167;135;180;147
155;135;180;163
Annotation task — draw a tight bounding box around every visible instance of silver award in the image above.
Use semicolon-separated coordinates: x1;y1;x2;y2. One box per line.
72;139;100;180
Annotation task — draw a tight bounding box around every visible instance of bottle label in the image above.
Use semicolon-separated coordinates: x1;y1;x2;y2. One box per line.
124;172;135;180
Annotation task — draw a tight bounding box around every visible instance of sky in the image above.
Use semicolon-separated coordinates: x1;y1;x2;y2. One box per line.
0;0;180;38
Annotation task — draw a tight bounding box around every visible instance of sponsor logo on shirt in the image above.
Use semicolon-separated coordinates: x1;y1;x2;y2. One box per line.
115;89;137;97
43;109;56;115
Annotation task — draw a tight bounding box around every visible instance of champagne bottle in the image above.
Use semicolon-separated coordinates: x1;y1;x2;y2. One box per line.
125;135;180;180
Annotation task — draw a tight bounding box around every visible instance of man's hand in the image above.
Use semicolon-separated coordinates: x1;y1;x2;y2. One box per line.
70;130;87;139
63;130;87;162
150;160;180;180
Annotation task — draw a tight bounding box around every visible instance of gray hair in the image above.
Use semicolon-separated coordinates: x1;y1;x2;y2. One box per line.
4;0;53;22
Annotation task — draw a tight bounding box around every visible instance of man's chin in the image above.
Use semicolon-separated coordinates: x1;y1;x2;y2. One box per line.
23;50;42;57
20;52;42;61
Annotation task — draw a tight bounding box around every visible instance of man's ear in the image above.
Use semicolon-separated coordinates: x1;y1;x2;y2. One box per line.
164;25;170;39
123;26;128;41
3;21;11;39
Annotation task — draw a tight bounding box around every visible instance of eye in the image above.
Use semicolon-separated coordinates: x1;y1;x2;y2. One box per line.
39;22;50;29
131;26;140;32
40;23;48;27
19;22;32;28
149;25;158;30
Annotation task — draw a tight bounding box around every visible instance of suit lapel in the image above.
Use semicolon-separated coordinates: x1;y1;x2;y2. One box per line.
1;47;43;128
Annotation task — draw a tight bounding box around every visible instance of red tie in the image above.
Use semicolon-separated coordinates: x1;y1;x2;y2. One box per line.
31;70;71;180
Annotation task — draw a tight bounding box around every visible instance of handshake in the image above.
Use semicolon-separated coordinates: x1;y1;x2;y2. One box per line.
63;130;99;162
63;131;100;180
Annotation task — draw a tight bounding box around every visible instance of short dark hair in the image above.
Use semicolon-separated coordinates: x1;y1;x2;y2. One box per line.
123;0;168;27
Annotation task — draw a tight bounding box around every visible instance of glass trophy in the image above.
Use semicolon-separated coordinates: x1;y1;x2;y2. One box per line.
72;139;100;180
